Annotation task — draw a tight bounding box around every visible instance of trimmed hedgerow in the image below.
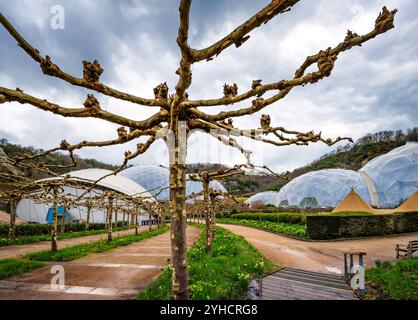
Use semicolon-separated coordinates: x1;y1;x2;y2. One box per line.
0;221;129;237
306;212;418;240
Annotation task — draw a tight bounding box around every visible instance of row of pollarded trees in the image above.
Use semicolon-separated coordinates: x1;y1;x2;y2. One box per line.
0;157;162;251
0;2;397;299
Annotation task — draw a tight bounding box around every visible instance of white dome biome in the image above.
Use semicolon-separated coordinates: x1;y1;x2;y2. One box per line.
120;166;228;202
120;165;170;201
359;142;418;208
245;191;280;208
277;169;371;209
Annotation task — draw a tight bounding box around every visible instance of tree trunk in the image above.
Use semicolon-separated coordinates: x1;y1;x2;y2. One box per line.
210;200;216;243
135;212;139;236
123;212;126;224
148;210;152;231
203;181;212;253
51;186;58;251
60;206;66;234
115;210;118;225
8;196;17;240
107;196;113;242
169;127;189;300
85;205;91;230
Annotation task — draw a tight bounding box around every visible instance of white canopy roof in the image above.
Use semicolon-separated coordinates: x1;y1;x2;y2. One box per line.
38;169;155;201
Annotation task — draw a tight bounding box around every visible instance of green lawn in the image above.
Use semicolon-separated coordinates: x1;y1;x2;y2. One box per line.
138;226;276;300
26;226;169;262
218;218;307;238
0;226;134;247
366;258;418;300
0;258;45;280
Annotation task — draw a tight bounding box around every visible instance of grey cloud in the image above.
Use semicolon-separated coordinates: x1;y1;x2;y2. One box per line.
0;0;416;171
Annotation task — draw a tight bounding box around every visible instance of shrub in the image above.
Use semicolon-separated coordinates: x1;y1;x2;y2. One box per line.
306;212;418;240
230;212;306;225
0;221;129;238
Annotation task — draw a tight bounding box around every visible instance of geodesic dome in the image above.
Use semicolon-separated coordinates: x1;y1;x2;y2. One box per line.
120;165;227;202
359;142;418;208
277;169;371;209
120;165;170;201
244;191;280;208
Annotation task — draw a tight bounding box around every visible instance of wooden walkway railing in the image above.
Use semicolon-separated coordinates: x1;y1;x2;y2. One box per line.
260;267;357;300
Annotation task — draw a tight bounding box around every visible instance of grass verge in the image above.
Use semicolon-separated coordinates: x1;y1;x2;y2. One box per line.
138;225;276;300
0;226;134;247
218;218;307;238
0;258;45;280
365;258;418;300
25;225;169;262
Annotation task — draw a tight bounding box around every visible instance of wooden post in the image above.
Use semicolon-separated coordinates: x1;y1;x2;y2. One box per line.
8;196;17;240
344;253;348;281
51;186;59;252
148;209;152;231
107;195;114;242
123;211;126;224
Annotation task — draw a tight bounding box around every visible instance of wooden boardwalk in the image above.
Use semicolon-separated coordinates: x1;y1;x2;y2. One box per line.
261;268;357;300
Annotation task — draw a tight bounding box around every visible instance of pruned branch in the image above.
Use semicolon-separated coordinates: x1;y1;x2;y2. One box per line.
0;86;168;129
191;0;300;62
0;13;162;107
184;7;397;121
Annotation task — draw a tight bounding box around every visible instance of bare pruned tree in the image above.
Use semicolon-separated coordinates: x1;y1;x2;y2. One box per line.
0;2;397;299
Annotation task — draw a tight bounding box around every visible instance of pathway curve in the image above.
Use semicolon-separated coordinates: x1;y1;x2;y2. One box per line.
0;226;200;300
0;227;142;260
219;224;417;274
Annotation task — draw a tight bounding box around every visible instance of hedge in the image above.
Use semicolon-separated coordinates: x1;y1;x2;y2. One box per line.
0;221;129;238
306;212;418;240
230;213;306;225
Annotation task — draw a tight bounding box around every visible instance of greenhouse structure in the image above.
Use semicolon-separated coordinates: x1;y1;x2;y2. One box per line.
16;169;156;224
246;143;418;209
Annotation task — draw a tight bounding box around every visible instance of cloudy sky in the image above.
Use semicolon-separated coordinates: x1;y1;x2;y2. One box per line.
0;0;417;172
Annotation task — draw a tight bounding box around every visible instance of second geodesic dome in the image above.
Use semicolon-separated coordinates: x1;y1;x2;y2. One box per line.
276;169;371;209
359;142;418;208
120;165;227;202
244;191;280;208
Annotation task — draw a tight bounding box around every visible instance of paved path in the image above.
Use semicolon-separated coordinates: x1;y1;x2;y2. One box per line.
0;227;142;260
220;224;418;274
0;226;200;300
